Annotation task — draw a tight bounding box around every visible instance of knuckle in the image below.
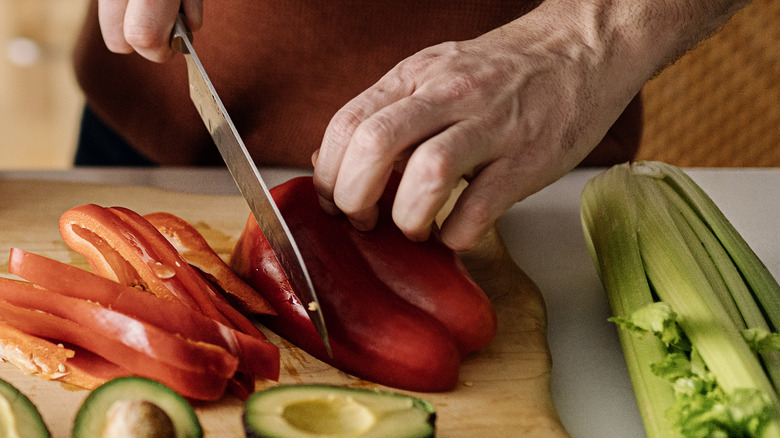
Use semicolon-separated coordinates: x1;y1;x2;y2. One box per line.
333;191;366;217
350;114;395;155
440;73;482;101
123;29;160;50
123;17;167;51
450;193;499;251
325;107;365;146
410;145;455;186
395;47;439;78
461;196;495;230
442;231;477;252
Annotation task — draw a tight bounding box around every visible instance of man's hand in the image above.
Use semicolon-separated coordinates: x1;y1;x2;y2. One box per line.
98;0;203;62
312;1;636;251
312;0;748;251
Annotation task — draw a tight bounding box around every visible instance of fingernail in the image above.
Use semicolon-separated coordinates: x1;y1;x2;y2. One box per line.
318;196;341;216
403;225;431;243
348;207;379;232
349;218;371;232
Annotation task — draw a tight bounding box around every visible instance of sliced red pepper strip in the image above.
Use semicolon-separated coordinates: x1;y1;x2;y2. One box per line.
58;204;261;336
8;248;279;381
0;322;128;390
60;346;132;387
58;204;219;313
98;206;264;337
143;212;276;316
0;295;228;400
0;277;238;379
231;177;463;392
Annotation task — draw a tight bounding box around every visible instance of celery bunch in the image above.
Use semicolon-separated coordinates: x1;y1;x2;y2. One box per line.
581;161;780;437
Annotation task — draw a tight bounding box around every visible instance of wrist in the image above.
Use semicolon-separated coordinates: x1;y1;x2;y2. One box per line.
496;0;748;110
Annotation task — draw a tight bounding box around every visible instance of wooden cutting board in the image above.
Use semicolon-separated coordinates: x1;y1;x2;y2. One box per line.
0;178;568;437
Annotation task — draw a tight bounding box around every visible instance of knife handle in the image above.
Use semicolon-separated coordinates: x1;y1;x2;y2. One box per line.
170;13;193;54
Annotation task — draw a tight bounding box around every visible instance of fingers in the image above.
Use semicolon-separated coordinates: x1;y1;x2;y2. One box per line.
98;0;132;54
391;120;490;242
341;102;467;231
312;52;507;247
314;78;411;196
122;0;182;62
311;36;587;251
98;0;203;63
181;0;204;31
313;73;419;227
438;171;518;252
316;96;509;249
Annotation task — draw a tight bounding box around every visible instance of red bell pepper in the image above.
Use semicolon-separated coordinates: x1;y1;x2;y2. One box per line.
0;278;233;400
58;204;259;335
0;322;128;389
348;175;497;355
143;212;276;316
0;277;238;376
231;176;497;392
8;248;279;381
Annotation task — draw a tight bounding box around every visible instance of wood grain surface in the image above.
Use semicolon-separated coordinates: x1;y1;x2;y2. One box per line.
0;179;568;437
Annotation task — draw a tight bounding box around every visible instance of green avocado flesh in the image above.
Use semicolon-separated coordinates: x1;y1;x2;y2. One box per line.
72;376;202;438
244;385;436;438
0;378;50;438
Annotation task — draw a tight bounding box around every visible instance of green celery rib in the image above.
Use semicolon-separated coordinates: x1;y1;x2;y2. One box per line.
656;177;780;393
639;162;780;332
634;174;780;437
581;163;678;438
663;194;747;329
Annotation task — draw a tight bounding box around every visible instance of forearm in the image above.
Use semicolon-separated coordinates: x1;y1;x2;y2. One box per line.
497;0;750;95
484;0;749;153
593;0;749;74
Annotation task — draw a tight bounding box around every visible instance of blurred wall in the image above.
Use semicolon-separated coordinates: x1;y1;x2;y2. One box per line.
637;0;780;167
0;0;88;169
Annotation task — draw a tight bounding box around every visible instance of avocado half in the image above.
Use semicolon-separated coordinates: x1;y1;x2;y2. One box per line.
72;376;202;438
0;378;50;438
244;384;436;438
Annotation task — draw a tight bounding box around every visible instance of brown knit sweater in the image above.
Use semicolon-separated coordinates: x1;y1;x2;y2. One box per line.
73;0;640;168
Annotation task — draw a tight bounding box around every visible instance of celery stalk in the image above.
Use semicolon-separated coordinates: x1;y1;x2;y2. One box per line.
581;164;678;437
656;178;780;392
634;175;778;404
581;162;780;437
637;162;780;331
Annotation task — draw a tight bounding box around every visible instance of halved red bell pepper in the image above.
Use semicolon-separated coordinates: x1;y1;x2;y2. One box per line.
349;175;497;355
0;278;232;400
58;204;259;336
8;248;279;381
231;176;496;392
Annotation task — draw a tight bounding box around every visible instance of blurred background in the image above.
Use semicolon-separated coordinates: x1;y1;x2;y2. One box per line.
1;0;778;169
1;0;87;168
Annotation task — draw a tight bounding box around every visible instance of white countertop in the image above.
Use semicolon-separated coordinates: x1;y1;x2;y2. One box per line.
2;166;779;437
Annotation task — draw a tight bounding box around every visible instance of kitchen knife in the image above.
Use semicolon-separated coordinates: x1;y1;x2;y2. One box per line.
170;14;332;356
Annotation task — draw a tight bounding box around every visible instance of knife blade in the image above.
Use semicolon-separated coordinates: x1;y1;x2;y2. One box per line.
170;14;331;356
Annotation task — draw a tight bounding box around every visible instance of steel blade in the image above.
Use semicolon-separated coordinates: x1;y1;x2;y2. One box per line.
171;16;331;356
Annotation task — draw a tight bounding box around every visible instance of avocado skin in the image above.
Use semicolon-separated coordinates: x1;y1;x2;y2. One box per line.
72;376;202;438
0;378;51;437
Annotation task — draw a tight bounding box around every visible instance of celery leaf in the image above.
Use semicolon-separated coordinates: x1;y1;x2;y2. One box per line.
610;302;691;352
667;387;774;438
743;327;780;354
